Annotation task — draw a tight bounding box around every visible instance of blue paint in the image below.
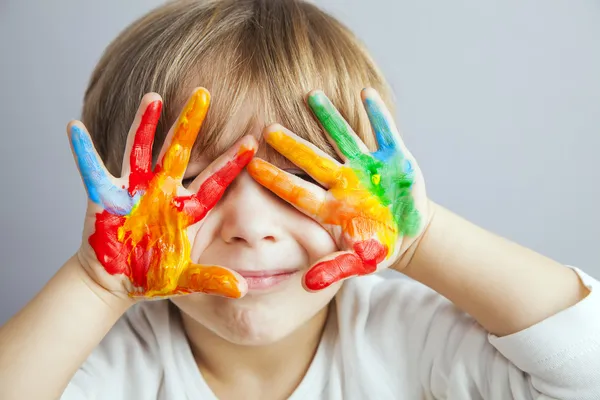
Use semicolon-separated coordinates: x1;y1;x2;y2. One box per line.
71;126;134;215
364;97;401;162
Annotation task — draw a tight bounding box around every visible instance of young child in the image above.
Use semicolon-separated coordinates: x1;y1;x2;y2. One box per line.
1;0;598;399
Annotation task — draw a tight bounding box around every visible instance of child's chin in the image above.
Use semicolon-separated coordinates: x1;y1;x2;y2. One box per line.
214;310;303;346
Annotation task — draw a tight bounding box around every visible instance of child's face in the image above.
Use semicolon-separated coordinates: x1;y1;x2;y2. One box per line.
171;146;342;345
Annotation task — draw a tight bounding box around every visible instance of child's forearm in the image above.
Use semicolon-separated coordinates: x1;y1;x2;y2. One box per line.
400;202;590;337
0;255;133;400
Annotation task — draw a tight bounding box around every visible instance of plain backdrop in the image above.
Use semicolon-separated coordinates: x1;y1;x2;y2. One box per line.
0;0;598;324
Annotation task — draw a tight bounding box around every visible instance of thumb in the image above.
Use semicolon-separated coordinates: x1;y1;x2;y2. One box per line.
178;263;248;299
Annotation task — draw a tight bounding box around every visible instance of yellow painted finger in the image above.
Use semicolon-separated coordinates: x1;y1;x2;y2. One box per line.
264;128;341;189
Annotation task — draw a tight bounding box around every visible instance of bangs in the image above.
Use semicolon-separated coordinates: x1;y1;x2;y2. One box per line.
171;0;391;165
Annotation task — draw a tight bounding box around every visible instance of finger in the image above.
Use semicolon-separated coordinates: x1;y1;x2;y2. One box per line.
303;247;382;291
173;135;258;224
247;158;328;220
263;124;342;188
361;88;404;157
304;238;388;291
307;90;369;161
120;93;162;196
177;263;248;298
68;122;134;215
156;87;210;180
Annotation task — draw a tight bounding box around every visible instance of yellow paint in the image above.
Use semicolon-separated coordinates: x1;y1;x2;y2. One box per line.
119;89;242;298
265;130;341;187
251;130;398;258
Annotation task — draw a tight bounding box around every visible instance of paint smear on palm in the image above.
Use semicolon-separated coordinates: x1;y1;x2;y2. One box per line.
72;89;252;298
250;91;420;290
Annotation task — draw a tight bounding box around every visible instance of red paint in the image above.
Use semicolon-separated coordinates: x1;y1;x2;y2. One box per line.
91;148;255;293
354;239;387;266
304;239;387;290
89;210;156;290
89;212;158;290
89;211;131;276
86;90;256;298
128;100;162;196
174;148;255;223
129;234;152;289
172;195;207;222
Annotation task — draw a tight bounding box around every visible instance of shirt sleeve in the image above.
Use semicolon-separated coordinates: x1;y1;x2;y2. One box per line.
488;267;600;400
339;266;600;400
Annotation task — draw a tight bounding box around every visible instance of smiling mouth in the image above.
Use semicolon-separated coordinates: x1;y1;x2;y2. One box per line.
235;269;299;290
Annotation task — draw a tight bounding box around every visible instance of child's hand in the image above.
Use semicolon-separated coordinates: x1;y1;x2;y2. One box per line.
248;88;429;291
69;88;256;299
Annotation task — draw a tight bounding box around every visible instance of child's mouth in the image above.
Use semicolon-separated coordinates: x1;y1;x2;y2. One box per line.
236;269;299;291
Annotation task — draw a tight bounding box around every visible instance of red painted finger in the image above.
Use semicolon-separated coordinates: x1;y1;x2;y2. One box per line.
128;100;162;196
174;137;257;224
304;239;388;291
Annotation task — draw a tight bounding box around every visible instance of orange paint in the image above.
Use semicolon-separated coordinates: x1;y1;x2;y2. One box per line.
88;89;253;298
248;90;421;291
253;130;398;251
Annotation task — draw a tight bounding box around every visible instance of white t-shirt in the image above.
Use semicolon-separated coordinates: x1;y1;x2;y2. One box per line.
62;267;600;399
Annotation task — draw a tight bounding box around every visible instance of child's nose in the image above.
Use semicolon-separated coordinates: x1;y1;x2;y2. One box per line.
218;172;283;247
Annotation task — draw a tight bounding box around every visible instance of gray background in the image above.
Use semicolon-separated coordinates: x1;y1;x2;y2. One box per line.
1;0;598;324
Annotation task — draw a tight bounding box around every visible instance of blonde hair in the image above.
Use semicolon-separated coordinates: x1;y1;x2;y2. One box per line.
82;0;394;175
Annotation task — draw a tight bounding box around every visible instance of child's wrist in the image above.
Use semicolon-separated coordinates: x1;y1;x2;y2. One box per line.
67;253;136;314
391;199;438;273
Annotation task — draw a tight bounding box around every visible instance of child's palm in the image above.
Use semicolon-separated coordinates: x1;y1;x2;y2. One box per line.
249;89;428;290
71;89;254;299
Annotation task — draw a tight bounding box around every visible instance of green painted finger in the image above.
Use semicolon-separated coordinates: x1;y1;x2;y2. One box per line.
307;91;366;161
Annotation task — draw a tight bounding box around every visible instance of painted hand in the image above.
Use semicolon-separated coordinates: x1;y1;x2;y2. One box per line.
69;88;256;298
248;88;428;291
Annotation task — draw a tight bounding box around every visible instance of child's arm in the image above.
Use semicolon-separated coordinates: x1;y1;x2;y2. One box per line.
250;87;600;397
401;202;590;337
0;256;132;400
0;88;256;400
249;86;591;337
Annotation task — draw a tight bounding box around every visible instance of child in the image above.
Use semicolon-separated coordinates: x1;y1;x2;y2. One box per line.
1;0;598;399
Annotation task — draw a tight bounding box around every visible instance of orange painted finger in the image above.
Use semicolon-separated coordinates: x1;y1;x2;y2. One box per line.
247;158;327;220
178;264;247;299
264;125;341;189
158;88;210;180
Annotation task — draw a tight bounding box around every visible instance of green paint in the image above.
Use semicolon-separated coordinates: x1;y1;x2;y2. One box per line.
350;154;420;236
308;92;363;160
309;91;421;238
